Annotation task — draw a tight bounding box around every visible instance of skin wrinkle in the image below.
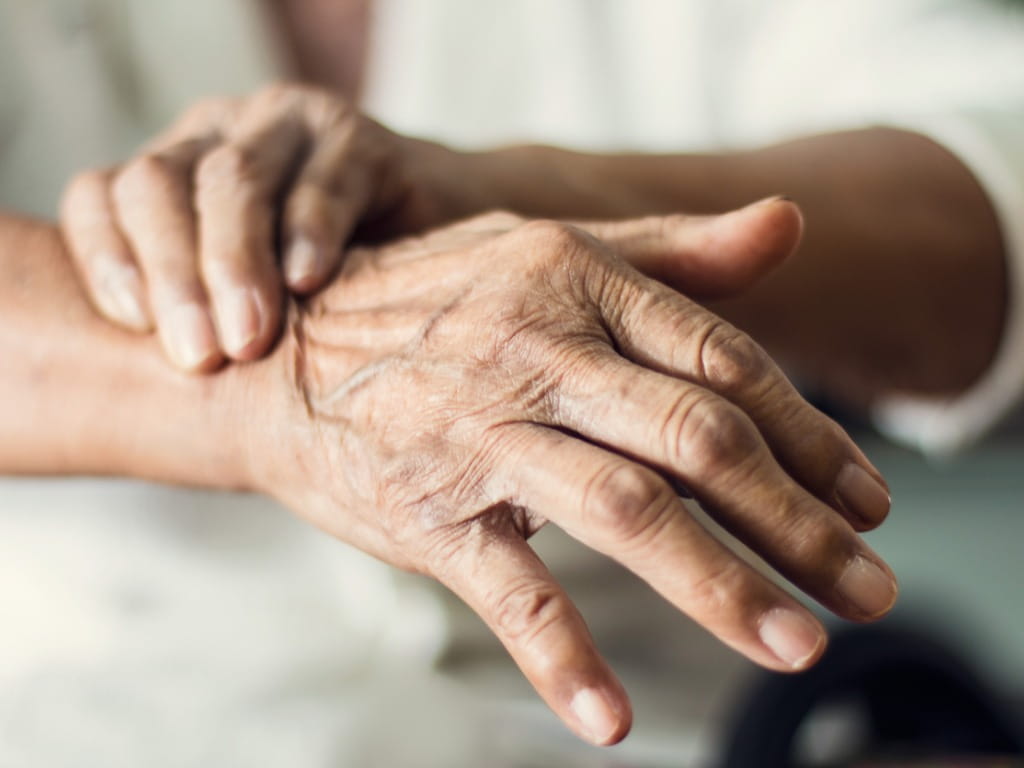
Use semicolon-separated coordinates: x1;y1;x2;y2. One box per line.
5;203;903;743
679;404;765;490
219;210;894;742
290;220;585;545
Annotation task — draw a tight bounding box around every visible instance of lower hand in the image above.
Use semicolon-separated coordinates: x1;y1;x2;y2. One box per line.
241;208;895;746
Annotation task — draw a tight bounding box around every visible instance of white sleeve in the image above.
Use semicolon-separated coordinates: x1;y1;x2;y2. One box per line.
871;107;1024;457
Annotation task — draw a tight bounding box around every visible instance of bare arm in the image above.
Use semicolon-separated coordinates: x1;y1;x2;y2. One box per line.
1;208;895;746
0;213;254;488
444;128;1007;406
62;86;1003;408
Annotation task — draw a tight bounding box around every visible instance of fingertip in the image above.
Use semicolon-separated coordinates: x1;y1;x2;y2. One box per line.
836;554;899;622
663;196;803;299
159;301;224;373
284;235;325;293
91;259;153;332
758;606;828;672
570;685;633;746
216;287;263;359
207;275;285;362
742;195;805;261
835;462;891;530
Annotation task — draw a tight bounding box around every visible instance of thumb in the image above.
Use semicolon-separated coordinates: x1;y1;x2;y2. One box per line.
577;196;804;299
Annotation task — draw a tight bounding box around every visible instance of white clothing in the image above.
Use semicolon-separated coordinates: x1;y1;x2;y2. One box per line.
363;0;1024;457
3;1;1024;765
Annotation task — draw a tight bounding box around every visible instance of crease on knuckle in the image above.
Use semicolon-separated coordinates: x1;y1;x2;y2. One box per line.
697;320;771;397
684;558;750;619
197;144;259;194
771;498;851;575
113;154;177;205
491;578;569;646
581;462;675;546
670;395;762;478
181;97;237;128
512;220;591;272
256;80;309;108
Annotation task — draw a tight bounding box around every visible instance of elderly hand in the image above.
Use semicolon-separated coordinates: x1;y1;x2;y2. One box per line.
240;209;895;746
59;83;444;370
59;83;793;373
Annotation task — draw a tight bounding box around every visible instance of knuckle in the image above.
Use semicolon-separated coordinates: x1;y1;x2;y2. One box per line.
514;220;590;265
670;395;762;476
251;81;300;111
698;320;772;396
113;154;177;204
491;578;570;644
257;81;347;124
60;169;108;218
657;213;689;238
180;96;237;127
64;168;105;200
258;79;312;104
285;182;333;228
684;558;751;618
774;498;851;570
196;144;258;191
581;462;675;544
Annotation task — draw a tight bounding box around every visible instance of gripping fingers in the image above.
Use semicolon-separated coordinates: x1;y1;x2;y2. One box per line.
489;424;828;673
436;524;630;746
283;103;374;293
61;169;150;331
112;141;222;371
195;107;308;360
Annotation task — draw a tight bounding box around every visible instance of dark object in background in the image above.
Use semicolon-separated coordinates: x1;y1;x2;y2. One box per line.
717;622;1024;767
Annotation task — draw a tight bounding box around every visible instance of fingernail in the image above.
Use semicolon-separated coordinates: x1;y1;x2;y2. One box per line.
285;237;321;288
570;687;620;745
162;302;218;370
835;463;891;524
750;194;793;207
837;555;898;618
218;288;263;356
95;259;149;331
759;607;824;669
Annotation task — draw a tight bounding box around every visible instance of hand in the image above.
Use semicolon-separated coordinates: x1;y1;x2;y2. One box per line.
59;83;447;371
59;83;798;374
242;208;895;746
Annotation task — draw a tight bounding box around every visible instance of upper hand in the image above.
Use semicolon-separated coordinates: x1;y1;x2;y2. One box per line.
59;82;799;373
242;208;895;746
59;83;432;370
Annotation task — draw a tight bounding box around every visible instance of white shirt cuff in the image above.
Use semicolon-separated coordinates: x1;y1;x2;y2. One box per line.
871;109;1024;457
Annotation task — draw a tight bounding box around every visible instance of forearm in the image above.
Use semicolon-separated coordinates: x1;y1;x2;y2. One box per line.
0;213;254;489
449;129;1006;404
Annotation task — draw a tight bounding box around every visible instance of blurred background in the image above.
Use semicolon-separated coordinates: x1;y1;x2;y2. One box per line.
2;1;1024;765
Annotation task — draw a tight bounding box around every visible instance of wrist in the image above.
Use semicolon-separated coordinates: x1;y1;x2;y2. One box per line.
393;136;507;227
0;214;258;492
416;144;749;222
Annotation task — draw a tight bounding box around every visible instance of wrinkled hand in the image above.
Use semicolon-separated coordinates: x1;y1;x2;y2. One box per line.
59;82;795;374
244;209;896;746
60;83;441;370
